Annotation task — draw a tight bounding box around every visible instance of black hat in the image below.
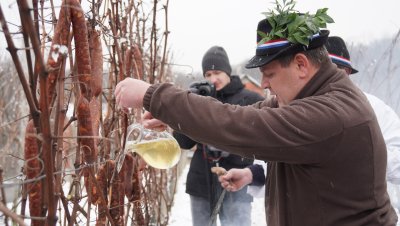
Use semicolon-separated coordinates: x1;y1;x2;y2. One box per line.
325;36;358;74
245;19;329;69
202;46;232;76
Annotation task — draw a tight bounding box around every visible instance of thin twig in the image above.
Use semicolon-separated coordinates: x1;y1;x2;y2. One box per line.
0;202;27;226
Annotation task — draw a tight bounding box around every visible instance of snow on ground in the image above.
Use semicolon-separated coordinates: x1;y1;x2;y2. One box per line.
168;160;267;226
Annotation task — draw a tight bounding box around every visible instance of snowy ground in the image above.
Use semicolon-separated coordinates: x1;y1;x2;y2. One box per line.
168;159;267;226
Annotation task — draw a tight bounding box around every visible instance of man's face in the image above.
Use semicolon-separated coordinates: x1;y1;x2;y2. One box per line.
204;70;230;91
259;58;305;106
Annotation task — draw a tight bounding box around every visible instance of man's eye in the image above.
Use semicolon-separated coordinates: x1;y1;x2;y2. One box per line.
264;73;274;78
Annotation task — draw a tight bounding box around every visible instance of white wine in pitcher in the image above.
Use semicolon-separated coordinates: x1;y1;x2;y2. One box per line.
126;138;181;169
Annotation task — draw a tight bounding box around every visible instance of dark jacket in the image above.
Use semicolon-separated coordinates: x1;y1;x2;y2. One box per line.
143;62;398;226
173;75;264;201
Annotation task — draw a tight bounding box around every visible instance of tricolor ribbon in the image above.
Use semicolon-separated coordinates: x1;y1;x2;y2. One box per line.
257;34;321;50
257;39;290;50
329;54;352;68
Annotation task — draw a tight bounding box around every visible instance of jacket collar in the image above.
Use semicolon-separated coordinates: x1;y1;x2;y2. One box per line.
295;61;342;100
216;75;244;98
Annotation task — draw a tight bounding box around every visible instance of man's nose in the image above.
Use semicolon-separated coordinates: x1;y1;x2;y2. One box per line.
261;77;270;89
209;76;218;84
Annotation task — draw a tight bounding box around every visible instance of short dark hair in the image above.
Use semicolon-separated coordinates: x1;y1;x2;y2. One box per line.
277;46;330;68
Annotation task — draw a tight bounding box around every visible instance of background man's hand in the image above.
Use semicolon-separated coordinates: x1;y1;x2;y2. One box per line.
218;168;253;192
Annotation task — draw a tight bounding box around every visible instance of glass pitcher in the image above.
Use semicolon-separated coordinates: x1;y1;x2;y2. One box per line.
117;123;181;172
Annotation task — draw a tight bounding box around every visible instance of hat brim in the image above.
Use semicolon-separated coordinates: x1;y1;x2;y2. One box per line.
245;45;302;69
350;68;358;74
331;60;358;74
245;30;330;69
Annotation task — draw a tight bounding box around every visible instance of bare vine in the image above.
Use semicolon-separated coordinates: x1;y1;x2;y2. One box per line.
0;0;178;225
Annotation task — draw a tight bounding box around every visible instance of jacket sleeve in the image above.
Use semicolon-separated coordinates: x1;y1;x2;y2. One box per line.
144;83;349;164
246;160;267;198
249;92;265;104
365;93;400;184
172;130;197;150
248;160;266;186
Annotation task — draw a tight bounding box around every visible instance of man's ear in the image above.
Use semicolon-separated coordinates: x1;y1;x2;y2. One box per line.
293;53;310;78
344;67;352;75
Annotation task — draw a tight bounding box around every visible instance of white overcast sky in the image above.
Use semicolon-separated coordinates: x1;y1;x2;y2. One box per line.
167;0;400;73
1;0;399;74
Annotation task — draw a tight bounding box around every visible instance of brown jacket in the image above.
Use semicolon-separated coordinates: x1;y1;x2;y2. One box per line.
143;62;397;226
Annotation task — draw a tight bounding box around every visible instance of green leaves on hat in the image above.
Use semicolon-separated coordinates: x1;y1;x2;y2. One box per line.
259;0;334;46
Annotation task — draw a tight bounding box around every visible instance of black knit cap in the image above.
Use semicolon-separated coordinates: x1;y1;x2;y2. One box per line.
202;46;232;76
325;36;358;74
245;18;329;69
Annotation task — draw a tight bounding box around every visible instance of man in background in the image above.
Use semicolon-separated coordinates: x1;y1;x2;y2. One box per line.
173;45;264;226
